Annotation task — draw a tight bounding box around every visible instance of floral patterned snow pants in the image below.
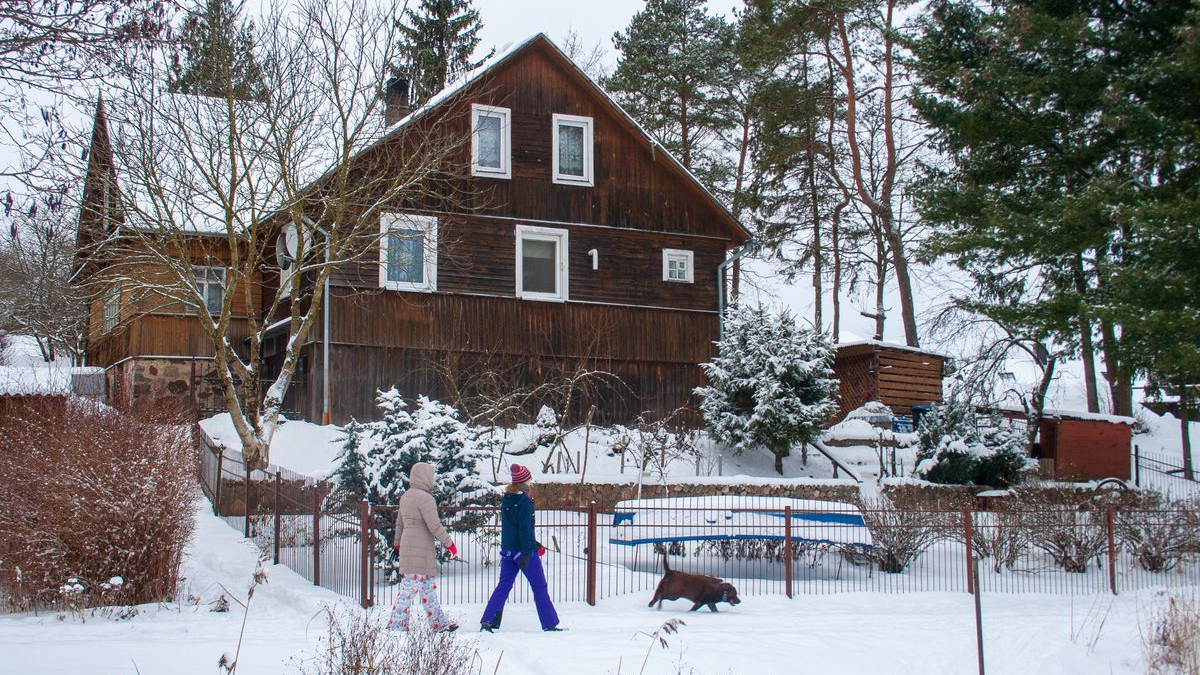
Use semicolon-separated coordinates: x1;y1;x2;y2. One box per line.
387;574;451;632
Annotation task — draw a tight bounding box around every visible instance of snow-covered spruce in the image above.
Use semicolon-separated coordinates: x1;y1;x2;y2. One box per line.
696;304;839;474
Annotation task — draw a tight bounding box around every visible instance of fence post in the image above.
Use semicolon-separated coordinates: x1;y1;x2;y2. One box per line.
1106;506;1118;595
214;450;223;516
963;509;974;594
273;470;282;565
360;500;371;609
312;488;321;587
586;501;598;607
1133;445;1141;487
784;505;794;599
244;458;253;539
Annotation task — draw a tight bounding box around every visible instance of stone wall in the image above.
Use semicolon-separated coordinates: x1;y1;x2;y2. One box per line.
526;480;861;511
106;357;218;416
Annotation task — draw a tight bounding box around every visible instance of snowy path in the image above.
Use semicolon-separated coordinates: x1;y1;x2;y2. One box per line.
0;503;1158;674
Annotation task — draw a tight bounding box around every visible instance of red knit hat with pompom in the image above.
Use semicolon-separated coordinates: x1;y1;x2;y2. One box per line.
509;464;532;484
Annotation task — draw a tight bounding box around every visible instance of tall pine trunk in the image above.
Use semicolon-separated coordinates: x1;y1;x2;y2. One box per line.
1071;256;1099;412
1181;385;1194;481
1099;317;1134;416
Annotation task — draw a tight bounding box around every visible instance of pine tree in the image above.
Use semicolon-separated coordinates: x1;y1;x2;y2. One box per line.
696;304;839;474
168;0;267;101
332;419;371;503
604;0;737;189
396;0;492;106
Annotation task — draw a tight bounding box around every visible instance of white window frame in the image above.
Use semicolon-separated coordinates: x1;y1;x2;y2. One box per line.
662;249;695;283
515;225;569;302
551;113;594;186
103;284;120;333
189;266;226;316
379;213;438;292
471;104;512;179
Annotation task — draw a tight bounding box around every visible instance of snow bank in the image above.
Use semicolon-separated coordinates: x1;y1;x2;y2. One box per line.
198;413;346;479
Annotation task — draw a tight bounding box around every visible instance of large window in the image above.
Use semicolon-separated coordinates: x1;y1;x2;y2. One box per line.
552;114;593;186
516;225;568;301
471;104;511;178
103;284;120;332
662;249;694;283
192;266;225;315
379;213;438;292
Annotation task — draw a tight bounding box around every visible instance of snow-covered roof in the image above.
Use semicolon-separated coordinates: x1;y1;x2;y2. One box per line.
101;91;284;236
837;338;953;360
996;403;1136;425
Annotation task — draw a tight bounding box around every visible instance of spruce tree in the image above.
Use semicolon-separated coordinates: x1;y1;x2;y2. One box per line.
396;0;492;106
696;304;839;474
168;0;267;101
605;0;737;189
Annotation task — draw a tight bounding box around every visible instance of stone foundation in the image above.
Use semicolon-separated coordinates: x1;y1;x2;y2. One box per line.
104;357;218;417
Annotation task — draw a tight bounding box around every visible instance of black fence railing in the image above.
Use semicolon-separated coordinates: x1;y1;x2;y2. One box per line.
1133;445;1200;500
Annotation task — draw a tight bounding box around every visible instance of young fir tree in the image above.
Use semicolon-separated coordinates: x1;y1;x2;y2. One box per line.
696;304;839;474
604;0;737;189
168;0;267;101
396;0;492;106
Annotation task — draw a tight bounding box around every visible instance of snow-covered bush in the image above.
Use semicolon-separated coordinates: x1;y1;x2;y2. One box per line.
296;606;476;675
0;399;195;610
333;390;493;579
860;491;959;573
1116;500;1200;573
1011;487;1108;573
916;397;1030;487
697;304;839;474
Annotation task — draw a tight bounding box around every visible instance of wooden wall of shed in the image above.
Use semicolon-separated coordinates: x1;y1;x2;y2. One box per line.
833;351;876;422
876;349;943;414
1052;419;1132;480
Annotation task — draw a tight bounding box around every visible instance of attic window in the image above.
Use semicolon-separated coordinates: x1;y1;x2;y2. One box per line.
379;213;437;292
662;249;694;283
471;104;511;178
552;114;593;186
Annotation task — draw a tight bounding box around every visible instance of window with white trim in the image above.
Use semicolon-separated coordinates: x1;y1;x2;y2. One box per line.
516;225;568;301
552;114;593;186
103;284;120;332
471;104;511;178
379;213;438;292
192;266;225;315
662;249;694;283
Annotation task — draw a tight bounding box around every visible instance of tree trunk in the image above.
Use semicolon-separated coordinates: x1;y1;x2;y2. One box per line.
1071;256;1099;412
881;213;919;347
831;203;842;342
773;445;788;475
1098;317;1134;416
1027;356;1058;455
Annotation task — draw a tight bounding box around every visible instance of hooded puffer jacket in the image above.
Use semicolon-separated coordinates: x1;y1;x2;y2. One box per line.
392;462;454;577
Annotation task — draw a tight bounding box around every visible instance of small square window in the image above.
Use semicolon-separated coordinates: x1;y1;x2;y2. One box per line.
380;213;438;292
472;104;511;179
662;249;694;283
516;225;569;301
552;114;593;186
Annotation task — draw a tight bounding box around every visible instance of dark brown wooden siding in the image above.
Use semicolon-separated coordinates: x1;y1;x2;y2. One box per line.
831;344;945;423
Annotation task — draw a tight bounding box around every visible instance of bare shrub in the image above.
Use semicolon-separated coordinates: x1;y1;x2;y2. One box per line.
1012;487;1107;573
860;491;958;573
1118;501;1200;573
969;507;1032;573
295;606;479;675
0;399;195;611
1142;592;1200;675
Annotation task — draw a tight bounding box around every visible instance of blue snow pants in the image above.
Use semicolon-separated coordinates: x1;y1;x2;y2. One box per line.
480;550;559;630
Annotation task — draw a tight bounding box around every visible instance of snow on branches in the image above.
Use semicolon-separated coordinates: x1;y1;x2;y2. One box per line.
696;304;839;474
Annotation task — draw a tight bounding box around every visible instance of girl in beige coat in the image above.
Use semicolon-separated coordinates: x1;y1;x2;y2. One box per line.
388;462;458;633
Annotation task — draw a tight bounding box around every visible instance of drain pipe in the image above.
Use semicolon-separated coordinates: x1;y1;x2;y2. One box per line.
716;240;754;341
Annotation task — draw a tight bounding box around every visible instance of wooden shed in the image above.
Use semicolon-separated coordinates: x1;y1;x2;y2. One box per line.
1028;410;1134;481
832;341;946;423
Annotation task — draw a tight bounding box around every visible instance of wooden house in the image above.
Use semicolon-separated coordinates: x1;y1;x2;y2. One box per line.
832;340;947;423
76;34;751;424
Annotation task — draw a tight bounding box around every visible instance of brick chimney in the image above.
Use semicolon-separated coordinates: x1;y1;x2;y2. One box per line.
384;76;411;127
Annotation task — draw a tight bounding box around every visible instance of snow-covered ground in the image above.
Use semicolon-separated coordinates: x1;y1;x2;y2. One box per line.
0;335;102;396
0;501;1166;674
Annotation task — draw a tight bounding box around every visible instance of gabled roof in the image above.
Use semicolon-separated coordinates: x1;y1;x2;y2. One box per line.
359;33;750;244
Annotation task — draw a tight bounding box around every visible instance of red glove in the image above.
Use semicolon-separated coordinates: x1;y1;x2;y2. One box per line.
447;543;458;558
537;544;546;557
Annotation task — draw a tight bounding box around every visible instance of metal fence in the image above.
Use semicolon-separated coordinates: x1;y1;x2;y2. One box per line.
198;429;1200;610
1133;445;1200;500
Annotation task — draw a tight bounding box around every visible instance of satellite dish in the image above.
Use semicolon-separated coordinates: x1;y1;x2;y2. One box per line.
276;224;299;292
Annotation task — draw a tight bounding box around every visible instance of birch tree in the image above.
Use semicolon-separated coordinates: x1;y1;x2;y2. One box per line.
88;0;471;469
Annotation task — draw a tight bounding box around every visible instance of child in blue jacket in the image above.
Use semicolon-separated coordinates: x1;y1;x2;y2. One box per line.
479;464;562;632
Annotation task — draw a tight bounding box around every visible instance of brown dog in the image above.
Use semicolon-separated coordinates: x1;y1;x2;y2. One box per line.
648;552;741;612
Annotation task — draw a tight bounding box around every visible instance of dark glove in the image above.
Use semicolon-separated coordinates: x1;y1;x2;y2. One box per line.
518;553;530;569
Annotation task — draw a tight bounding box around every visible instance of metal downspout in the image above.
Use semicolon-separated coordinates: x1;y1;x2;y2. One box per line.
716;240;753;341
